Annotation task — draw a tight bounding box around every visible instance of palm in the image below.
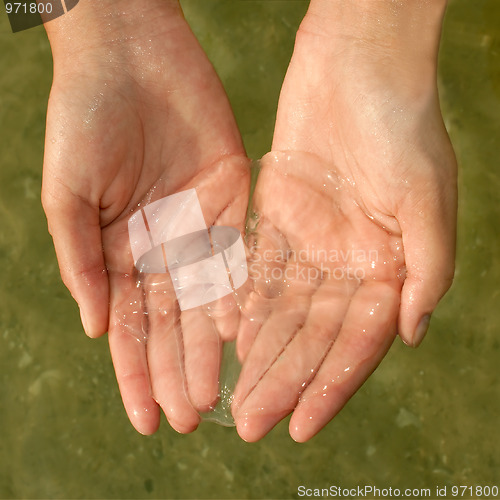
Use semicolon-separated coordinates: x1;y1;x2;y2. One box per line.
42;13;249;434
233;152;403;442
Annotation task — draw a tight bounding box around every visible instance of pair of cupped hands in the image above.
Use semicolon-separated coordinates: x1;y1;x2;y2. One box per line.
41;0;457;442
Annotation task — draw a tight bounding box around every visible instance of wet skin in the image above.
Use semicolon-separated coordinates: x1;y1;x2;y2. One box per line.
232;0;457;442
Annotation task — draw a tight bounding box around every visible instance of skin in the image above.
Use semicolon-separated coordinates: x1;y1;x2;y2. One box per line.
232;0;457;442
41;0;249;435
41;0;457;441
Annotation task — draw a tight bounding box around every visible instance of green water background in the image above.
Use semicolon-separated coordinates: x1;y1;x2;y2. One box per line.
0;0;499;498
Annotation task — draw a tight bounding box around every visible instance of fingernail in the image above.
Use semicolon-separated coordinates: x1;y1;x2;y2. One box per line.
79;307;90;336
413;314;431;347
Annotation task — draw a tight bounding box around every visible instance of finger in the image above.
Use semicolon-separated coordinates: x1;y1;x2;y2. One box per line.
187;156;250;232
42;187;108;338
234;277;353;442
181;307;221;412
205;293;241;343
398;180;457;347
182;157;251;343
145;276;201;434
232;263;320;422
236;216;291;361
108;272;160;435
236;290;272;362
289;280;400;442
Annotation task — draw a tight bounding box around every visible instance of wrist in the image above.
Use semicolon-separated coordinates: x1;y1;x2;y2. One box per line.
297;0;448;100
43;0;182;68
300;0;447;64
303;0;448;43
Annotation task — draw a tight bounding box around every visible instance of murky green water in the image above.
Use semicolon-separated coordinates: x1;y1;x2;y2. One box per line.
0;1;498;498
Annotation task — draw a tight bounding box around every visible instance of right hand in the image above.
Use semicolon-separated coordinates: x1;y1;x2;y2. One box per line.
41;0;249;435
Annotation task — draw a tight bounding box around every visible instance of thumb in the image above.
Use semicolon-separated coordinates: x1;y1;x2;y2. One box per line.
42;184;109;338
397;179;457;347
